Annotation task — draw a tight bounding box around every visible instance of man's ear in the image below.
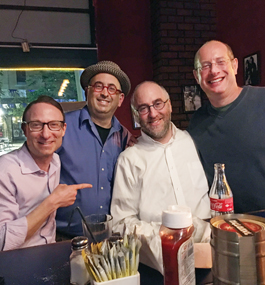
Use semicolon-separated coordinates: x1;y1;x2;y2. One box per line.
62;123;67;137
193;69;200;84
84;87;89;100
21;123;26;136
232;58;238;75
168;98;172;114
118;93;125;107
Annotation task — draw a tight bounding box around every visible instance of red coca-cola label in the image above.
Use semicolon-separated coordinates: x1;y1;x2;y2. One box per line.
210;197;234;212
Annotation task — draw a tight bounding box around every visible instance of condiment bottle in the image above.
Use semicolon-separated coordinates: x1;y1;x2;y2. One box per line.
159;205;195;285
70;236;90;285
209;163;234;218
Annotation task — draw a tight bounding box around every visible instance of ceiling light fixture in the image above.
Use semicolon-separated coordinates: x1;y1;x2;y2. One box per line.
21;40;30;52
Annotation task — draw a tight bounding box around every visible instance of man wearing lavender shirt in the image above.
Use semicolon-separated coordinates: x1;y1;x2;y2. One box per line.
0;96;91;251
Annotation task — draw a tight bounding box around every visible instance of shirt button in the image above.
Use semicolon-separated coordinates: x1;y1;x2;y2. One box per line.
100;206;103;209
102;150;105;153
102;168;104;171
101;187;104;190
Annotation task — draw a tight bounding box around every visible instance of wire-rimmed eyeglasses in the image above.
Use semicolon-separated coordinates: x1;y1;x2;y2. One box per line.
136;99;169;115
23;120;65;132
89;81;122;95
196;58;233;72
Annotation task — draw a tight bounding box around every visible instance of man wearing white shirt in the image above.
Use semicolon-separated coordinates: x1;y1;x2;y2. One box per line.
111;81;211;274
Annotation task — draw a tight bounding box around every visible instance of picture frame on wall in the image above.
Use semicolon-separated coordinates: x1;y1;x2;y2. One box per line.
131;106;141;129
183;84;202;113
243;52;260;86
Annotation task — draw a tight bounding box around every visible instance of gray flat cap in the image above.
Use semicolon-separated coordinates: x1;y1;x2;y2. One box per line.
80;61;131;96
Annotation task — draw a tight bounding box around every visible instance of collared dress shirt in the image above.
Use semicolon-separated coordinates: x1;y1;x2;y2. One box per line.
56;105;131;236
0;143;60;251
111;123;210;273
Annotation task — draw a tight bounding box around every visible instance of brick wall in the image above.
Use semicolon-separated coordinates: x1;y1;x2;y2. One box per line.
150;0;216;129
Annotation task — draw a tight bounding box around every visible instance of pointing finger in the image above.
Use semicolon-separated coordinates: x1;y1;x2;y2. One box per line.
75;183;93;189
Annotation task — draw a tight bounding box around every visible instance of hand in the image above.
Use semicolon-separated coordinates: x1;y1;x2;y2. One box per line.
50;183;92;209
126;135;139;148
25;183;92;240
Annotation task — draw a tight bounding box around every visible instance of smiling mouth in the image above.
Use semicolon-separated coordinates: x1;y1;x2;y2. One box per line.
209;77;224;84
39;141;53;145
97;98;110;104
149;118;162;126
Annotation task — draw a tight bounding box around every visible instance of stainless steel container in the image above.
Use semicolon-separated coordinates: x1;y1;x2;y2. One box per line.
210;214;265;285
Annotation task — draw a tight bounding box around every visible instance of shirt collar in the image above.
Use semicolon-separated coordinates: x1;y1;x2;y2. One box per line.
79;105;122;133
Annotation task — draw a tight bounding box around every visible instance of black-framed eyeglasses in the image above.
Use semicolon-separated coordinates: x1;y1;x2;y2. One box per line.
136;99;169;115
196;58;233;72
23;120;65;132
89;81;122;95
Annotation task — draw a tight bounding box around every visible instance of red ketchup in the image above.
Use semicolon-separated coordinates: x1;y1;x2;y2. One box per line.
159;205;195;285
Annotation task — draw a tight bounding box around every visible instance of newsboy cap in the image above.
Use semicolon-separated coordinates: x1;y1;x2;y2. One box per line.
80;61;131;96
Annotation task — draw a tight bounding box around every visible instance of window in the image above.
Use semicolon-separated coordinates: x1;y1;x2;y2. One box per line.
0;68;85;155
16;71;26;85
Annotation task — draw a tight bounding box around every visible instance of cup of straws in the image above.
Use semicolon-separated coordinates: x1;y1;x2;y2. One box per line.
82;230;141;284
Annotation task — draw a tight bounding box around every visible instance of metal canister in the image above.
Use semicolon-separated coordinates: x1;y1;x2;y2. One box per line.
210;214;265;285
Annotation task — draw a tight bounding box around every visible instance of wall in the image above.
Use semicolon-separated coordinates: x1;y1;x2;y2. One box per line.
93;0;218;132
150;0;216;129
0;1;91;45
216;0;265;87
93;0;153;135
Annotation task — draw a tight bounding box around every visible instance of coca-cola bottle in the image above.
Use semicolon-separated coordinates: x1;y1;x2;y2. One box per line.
209;163;234;218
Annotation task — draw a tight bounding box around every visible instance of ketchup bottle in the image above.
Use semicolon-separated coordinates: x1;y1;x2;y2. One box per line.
159;205;195;285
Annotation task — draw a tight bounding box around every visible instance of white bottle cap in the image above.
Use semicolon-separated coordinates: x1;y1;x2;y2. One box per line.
162;205;192;229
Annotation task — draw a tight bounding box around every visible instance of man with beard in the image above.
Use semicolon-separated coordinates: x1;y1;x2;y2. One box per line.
110;81;211;274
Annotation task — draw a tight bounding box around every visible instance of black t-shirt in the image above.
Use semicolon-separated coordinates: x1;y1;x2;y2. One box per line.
95;124;111;144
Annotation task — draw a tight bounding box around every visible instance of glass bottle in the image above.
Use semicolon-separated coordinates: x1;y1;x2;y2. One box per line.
159;205;195;285
209;163;234;218
70;236;90;285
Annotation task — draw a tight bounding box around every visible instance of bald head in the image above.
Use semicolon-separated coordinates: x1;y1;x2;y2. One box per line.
194;40;235;70
131;81;169;109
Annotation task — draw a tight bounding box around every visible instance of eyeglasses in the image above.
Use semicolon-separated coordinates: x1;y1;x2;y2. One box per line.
89;81;122;95
23;120;64;132
136;99;169;115
196;58;233;72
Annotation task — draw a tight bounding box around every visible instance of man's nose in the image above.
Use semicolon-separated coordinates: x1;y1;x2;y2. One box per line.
148;105;158;117
101;86;109;96
41;124;51;137
210;62;220;74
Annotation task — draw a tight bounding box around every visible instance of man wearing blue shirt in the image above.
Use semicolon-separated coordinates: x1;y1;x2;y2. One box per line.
56;61;132;237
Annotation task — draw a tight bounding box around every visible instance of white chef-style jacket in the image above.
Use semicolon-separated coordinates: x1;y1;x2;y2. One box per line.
111;123;211;274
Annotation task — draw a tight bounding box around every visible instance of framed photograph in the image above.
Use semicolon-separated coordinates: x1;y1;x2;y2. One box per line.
131;106;141;129
243;52;260;86
183;84;202;113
